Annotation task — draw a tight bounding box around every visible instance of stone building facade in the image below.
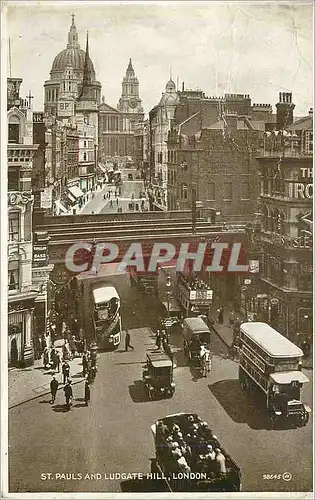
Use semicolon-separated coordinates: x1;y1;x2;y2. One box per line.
7;78;52;366
249;98;313;351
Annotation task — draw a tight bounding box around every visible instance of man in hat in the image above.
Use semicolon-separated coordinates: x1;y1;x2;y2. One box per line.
82;351;89;377
50;376;59;404
63;380;73;408
62;361;70;384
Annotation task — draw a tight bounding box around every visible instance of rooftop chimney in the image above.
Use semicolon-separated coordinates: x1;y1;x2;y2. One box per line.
276;92;295;130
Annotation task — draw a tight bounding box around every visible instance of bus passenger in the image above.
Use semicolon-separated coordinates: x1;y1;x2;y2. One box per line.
215;448;227;474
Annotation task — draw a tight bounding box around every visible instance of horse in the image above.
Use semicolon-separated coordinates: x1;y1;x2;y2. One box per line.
200;346;211;377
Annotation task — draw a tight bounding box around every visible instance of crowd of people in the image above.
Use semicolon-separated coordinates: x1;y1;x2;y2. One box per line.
180;274;212;292
42;313;99;410
48;344;97;410
156;415;228;476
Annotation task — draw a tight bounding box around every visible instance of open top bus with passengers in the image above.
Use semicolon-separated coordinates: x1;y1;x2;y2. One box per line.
239;322;311;427
150;412;241;492
91;283;121;349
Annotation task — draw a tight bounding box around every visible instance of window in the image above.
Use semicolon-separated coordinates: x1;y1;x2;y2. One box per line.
224;182;232;200
181;183;188;200
8;124;20;144
8;259;19;291
207;182;215;201
8;168;19;191
84;141;87;148
261;204;270;232
83;152;87;161
303;131;313;154
242;182;249;200
8;212;20;242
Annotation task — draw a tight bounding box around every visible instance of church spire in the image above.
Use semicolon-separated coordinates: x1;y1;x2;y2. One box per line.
126;58;134;75
78;31;94;101
82;31;92;84
67;14;80;48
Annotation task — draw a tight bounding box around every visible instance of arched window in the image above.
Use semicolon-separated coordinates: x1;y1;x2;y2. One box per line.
181;183;188;200
8;115;21;144
261;204;269;232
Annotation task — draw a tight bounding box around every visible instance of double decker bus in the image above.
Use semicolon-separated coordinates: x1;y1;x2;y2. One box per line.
177;274;213;317
239;322;310;427
90;283;121;349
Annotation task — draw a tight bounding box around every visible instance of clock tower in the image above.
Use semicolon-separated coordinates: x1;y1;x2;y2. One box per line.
117;59;143;115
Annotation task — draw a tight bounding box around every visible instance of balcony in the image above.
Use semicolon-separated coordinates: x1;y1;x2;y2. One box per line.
258;147;313;159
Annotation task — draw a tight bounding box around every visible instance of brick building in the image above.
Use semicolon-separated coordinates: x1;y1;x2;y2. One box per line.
149;88;275;212
167;106;265;222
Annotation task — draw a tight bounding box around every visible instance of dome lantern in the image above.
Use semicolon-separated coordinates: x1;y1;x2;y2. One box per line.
67;14;80;49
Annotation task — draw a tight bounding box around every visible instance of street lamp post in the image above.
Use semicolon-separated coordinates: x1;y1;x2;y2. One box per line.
166;275;172;318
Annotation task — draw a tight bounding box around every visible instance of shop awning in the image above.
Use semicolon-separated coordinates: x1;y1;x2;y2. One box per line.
68;185;84;198
54;200;68;214
98;163;107;173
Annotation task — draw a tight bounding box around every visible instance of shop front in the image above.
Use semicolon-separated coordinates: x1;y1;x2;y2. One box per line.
8;294;37;367
240;279;313;351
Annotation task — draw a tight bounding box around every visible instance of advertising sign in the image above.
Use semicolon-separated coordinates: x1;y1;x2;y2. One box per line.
40;187;53;209
33;245;47;265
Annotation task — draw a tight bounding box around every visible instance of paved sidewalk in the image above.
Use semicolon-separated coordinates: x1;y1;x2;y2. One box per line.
79;185;111;215
210;302;244;348
9;355;85;409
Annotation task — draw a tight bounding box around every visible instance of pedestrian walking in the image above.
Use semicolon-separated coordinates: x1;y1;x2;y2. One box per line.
50;376;59;404
43;347;50;369
109;199;113;207
109;189;112;198
217;306;224;325
62;361;70;384
82;351;89;377
125;330;134;351
156;329;162;349
55;351;61;372
70;335;76;359
103;193;106;200
131;193;135;201
116;197;119;206
63;380;73;409
84;380;91;406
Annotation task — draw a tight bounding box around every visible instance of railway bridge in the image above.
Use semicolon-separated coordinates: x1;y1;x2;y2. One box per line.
35;210;250;278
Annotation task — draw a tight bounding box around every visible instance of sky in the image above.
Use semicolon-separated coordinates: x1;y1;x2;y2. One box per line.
3;0;314;116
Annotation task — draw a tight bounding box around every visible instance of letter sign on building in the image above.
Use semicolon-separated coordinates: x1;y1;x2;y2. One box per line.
58;100;74;117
